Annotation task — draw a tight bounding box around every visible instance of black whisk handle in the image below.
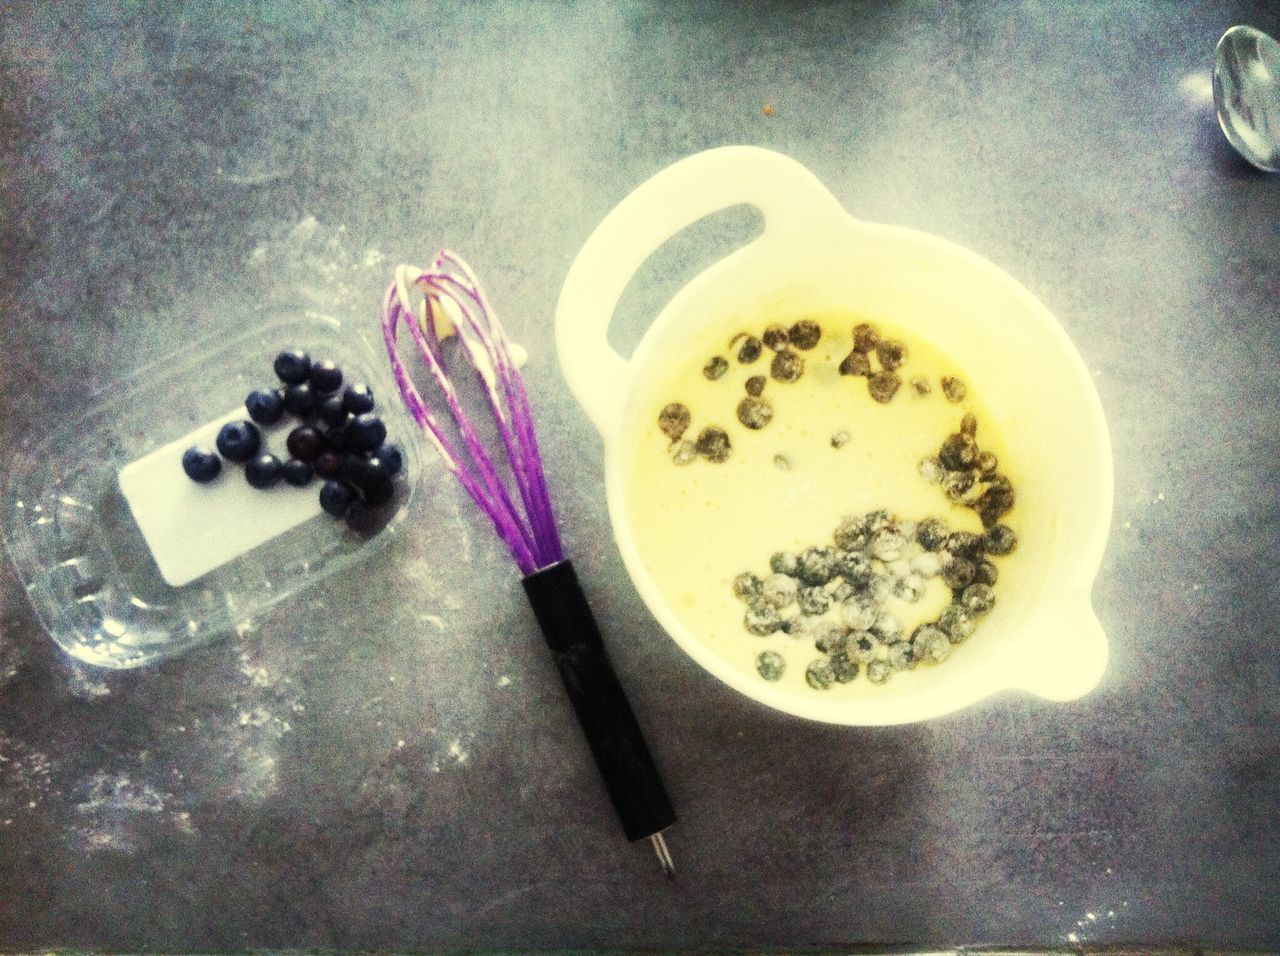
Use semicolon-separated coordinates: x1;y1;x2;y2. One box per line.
521;560;677;843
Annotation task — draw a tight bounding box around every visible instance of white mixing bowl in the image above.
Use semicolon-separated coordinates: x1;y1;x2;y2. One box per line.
556;146;1112;725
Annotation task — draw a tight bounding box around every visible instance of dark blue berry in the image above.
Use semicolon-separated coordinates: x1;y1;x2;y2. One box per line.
339;454;393;504
181;445;222;483
283;382;316;415
361;471;395;506
345;498;381;533
318;393;348;427
323;420;354;452
347;412;386;452
285;425;326;462
245;453;283;489
309;359;343;394
314;450;343;480
363;454;397;480
281;459;313;487
342;383;375;414
216;420;261;463
339;453;373;487
245;387;285;425
319;479;355;517
372;443;403;477
274;349;312;384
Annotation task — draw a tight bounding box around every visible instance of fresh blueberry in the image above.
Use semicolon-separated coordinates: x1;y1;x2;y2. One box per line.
324;419;354;452
283;382;316;415
342;455;394;504
216;420;261;463
372;443;403;477
309;359;343;394
244;453;284;489
339;453;374;487
281;459;313;487
362;473;395;506
274;349;312;384
285;425;326;462
345;498;380;533
318;393;349;427
363;453;398;481
342;383;375;414
245;387;285;426
348;412;387;452
319;479;356;517
181;445;222;483
314;450;344;480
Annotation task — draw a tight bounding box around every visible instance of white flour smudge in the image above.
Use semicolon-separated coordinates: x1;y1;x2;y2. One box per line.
71;770;190;854
0;735;57;815
428;732;475;774
1063;898;1126;945
200;639;301;804
247;215;389;311
0;631;24;688
63;661;111;699
240;648;278;689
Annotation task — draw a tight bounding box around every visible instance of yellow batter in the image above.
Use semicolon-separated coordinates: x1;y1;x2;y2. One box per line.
621;311;1019;694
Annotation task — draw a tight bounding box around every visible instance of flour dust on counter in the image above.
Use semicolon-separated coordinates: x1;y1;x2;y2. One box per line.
71;769;197;854
0;733;57;829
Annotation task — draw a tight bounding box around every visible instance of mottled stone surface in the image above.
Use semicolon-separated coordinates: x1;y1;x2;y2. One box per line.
1;1;1278;950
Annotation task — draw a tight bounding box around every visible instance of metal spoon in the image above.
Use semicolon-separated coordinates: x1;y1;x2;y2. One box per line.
1213;24;1280;171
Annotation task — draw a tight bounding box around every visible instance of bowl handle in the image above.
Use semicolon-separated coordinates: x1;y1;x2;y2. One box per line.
1016;589;1110;701
555;146;848;436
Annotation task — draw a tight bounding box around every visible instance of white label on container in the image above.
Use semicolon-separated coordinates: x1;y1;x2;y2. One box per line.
117;408;323;587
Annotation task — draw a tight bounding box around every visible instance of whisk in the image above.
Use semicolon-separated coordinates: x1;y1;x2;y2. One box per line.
381;251;677;875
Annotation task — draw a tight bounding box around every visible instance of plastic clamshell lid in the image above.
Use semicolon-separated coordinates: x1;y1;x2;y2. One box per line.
0;312;422;670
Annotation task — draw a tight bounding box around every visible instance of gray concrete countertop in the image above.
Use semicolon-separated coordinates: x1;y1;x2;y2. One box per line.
1;1;1277;950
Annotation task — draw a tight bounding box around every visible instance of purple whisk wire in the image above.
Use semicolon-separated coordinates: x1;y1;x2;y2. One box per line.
423;265;562;560
381;288;537;572
382;253;564;575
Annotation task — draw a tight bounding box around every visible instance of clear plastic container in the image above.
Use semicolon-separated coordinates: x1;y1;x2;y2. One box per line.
1;312;421;669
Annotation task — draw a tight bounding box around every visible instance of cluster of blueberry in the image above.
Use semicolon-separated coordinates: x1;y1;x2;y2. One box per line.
918;412;1016;529
836;321;912;403
179;348;403;531
659;317;981;472
834;319;970;407
732;509;1017;689
657;318;825;466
